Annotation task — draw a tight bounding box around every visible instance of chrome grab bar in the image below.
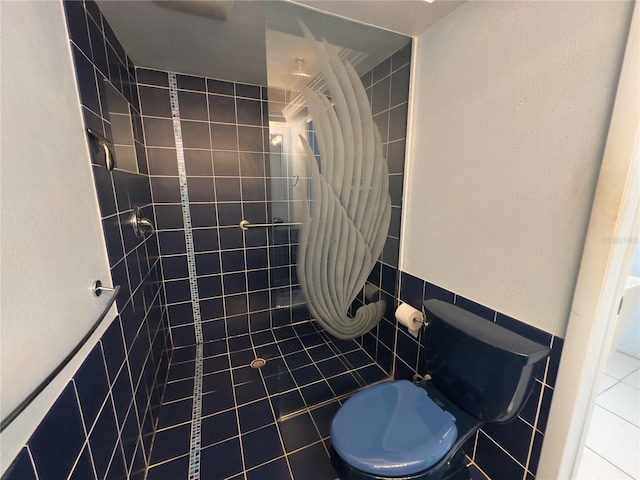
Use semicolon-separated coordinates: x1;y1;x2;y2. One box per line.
239;219;302;231
0;282;120;432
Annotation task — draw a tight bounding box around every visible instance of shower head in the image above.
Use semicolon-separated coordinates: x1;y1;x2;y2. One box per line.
281;58;312;92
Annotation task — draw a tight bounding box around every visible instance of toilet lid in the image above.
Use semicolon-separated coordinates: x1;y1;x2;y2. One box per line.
331;380;458;476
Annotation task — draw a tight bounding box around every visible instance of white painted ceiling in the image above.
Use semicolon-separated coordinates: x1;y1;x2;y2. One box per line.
97;0;465;86
289;0;466;37
97;1;268;84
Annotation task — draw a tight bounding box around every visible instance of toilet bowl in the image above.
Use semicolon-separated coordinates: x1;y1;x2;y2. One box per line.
330;380;481;480
329;300;551;480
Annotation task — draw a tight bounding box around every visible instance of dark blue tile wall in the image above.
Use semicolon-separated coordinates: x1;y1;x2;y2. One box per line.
137;67;275;347
139;44;412;360
397;271;564;479
2;2;169;479
351;43;412;375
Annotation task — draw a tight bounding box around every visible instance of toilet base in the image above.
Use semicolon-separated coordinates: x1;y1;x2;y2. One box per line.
330;446;470;480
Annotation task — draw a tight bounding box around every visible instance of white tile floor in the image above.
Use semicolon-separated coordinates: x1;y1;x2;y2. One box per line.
577;350;640;480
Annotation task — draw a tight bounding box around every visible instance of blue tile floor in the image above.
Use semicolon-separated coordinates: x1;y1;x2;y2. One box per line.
146;321;389;479
146;320;492;479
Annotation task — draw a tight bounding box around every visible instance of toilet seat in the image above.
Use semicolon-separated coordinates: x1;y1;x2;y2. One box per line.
330;380;458;477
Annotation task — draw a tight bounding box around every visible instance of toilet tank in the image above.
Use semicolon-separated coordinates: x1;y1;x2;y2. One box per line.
422;300;551;423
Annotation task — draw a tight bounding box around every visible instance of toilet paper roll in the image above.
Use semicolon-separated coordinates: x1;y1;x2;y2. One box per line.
395;303;424;338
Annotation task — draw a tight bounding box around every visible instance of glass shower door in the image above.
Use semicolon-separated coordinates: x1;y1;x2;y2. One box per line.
261;1;411;418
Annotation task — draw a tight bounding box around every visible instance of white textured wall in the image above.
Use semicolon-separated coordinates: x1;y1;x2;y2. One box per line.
1;1;112;470
402;0;633;337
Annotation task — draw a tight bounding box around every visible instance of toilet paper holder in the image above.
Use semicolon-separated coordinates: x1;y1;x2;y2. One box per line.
421;306;432;328
412;309;432;330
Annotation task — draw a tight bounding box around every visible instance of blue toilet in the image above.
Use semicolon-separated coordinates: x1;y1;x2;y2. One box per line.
330;299;551;480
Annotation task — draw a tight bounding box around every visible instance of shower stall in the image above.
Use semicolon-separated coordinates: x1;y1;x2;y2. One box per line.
137;3;413;473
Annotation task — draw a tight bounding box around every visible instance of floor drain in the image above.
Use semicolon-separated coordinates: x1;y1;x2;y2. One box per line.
250;358;266;369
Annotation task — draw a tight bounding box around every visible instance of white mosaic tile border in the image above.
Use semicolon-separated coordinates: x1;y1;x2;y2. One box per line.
168;72;204;480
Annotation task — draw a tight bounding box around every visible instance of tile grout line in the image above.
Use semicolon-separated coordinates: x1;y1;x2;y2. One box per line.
582;446;635;479
68;380;99;480
250;336;296;479
223;78;249;480
273;328;390;421
523;363;548;475
291;328;343;398
315;330;369;389
25;446;40;480
593;402;640;429
168;72;204;480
